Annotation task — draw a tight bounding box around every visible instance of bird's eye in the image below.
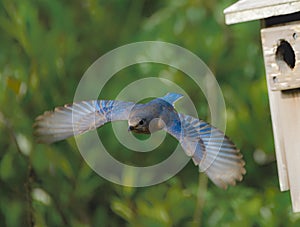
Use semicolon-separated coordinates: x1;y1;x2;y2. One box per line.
139;120;144;125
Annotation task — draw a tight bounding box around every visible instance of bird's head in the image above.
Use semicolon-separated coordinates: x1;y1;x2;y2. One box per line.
128;103;166;134
128;116;150;134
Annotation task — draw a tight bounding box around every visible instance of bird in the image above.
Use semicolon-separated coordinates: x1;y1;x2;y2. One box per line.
33;93;245;189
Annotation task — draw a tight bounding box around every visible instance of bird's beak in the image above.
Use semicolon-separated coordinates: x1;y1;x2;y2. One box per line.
128;125;135;132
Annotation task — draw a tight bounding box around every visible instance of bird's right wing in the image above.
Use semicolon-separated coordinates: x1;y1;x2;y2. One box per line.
34;100;135;144
165;113;246;189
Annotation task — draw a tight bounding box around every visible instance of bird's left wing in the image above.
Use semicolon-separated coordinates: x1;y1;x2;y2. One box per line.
165;113;246;189
34;100;135;144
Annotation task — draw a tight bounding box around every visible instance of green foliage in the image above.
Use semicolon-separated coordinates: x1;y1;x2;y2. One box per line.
1;0;299;226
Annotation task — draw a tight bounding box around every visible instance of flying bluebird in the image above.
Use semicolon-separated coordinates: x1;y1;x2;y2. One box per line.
34;93;245;189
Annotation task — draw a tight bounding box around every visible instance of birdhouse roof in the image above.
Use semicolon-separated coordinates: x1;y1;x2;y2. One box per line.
224;0;300;25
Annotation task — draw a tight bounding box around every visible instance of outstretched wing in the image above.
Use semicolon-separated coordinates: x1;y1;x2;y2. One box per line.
34;100;135;144
166;113;246;189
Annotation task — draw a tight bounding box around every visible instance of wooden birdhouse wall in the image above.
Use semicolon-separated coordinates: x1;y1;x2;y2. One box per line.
261;22;300;211
224;0;300;212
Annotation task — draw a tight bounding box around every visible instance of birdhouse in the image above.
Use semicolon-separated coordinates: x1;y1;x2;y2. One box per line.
224;0;300;212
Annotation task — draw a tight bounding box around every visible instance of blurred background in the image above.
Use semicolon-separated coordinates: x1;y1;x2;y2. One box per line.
1;0;299;226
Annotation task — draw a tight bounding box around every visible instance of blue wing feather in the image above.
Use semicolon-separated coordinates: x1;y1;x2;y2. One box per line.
34;100;134;143
165;113;245;189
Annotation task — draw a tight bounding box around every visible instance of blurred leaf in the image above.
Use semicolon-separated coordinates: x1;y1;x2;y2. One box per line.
111;198;133;222
0;152;14;180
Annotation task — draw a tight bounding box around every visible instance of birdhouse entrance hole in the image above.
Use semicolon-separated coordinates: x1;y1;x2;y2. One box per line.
275;39;296;70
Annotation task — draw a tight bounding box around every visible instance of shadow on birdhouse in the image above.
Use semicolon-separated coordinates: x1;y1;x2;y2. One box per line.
224;0;300;212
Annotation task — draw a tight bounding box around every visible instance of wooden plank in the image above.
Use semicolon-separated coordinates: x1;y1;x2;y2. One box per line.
280;90;300;212
261;23;300;91
265;89;290;191
261;23;300;211
260;27;291;192
224;0;300;25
